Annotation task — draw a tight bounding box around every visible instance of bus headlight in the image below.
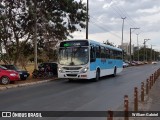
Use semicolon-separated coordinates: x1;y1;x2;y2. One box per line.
58;67;65;73
81;67;88;73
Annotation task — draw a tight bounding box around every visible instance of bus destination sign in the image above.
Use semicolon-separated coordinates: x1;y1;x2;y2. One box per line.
60;41;89;47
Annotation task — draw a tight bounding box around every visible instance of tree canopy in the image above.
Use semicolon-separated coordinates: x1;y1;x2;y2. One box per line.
0;0;87;66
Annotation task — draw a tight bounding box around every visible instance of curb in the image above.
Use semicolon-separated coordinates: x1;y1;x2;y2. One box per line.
0;79;54;91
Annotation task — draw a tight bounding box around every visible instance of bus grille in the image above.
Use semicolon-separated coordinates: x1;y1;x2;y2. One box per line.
66;74;77;77
63;67;82;70
66;71;79;73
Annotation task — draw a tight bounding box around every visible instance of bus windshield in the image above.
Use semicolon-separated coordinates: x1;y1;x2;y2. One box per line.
58;47;89;66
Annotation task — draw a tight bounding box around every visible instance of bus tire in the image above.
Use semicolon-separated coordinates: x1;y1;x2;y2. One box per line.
94;70;100;81
112;67;117;77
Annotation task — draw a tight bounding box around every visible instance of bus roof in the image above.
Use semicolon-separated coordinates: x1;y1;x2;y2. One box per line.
89;39;122;52
62;39;122;52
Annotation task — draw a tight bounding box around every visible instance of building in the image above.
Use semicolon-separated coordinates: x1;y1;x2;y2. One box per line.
119;43;134;55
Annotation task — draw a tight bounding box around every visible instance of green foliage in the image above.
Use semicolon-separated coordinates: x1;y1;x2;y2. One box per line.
103;40;115;47
25;0;87;40
133;47;160;61
0;0;87;65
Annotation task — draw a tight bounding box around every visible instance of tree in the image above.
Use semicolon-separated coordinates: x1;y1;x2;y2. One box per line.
133;47;160;61
0;1;32;64
0;0;87;66
103;40;115;47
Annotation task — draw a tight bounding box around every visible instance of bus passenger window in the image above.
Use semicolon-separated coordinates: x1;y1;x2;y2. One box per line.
116;51;122;59
90;46;96;62
110;50;114;59
101;47;105;58
96;46;101;58
106;48;110;58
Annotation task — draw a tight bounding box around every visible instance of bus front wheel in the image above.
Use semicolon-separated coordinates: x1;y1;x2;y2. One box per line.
112;68;117;77
94;70;100;81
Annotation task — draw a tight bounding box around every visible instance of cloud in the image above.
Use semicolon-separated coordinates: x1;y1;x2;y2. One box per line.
72;0;160;50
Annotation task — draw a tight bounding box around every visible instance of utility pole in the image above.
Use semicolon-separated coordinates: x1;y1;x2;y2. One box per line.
121;17;126;46
129;28;140;63
151;45;156;61
151;45;152;61
136;34;139;61
121;17;126;60
154;50;155;61
143;39;150;62
86;0;89;39
34;0;38;69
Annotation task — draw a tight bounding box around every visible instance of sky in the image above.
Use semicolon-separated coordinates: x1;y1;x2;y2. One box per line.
71;0;160;51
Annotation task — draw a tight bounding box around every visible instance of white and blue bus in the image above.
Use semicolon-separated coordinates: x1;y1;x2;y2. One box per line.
58;39;123;81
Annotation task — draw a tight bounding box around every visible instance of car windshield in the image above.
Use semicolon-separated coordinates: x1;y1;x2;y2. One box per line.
9;65;18;70
3;65;19;70
0;65;8;70
58;47;89;66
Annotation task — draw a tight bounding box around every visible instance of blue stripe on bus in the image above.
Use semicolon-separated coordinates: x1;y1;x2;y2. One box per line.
90;59;123;71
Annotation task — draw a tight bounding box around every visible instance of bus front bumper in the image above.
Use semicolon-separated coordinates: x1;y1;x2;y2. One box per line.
58;72;89;79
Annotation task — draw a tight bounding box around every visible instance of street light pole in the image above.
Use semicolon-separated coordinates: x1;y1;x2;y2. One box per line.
154;49;156;61
151;45;156;62
151;45;152;61
121;17;126;60
136;34;139;61
121;17;126;46
129;28;139;63
33;0;38;70
86;0;89;39
143;39;150;62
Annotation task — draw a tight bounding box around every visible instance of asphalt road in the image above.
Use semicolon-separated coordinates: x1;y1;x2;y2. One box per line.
0;63;160;120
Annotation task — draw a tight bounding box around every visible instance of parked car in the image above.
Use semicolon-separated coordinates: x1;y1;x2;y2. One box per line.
152;61;158;64
0;65;20;85
137;61;143;65
38;62;57;76
1;64;30;80
123;62;129;68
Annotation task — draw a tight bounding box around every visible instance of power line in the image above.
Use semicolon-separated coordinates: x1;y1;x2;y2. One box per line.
88;0;147;45
90;18;122;42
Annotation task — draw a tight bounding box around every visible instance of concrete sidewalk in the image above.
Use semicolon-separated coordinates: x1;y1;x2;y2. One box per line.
114;77;160;120
145;77;160;120
148;77;160;111
129;77;160;120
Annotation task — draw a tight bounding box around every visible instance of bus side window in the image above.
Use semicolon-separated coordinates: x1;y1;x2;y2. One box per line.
110;50;114;59
90;46;96;62
116;51;122;59
113;50;117;59
106;48;110;58
101;47;105;58
96;46;101;58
